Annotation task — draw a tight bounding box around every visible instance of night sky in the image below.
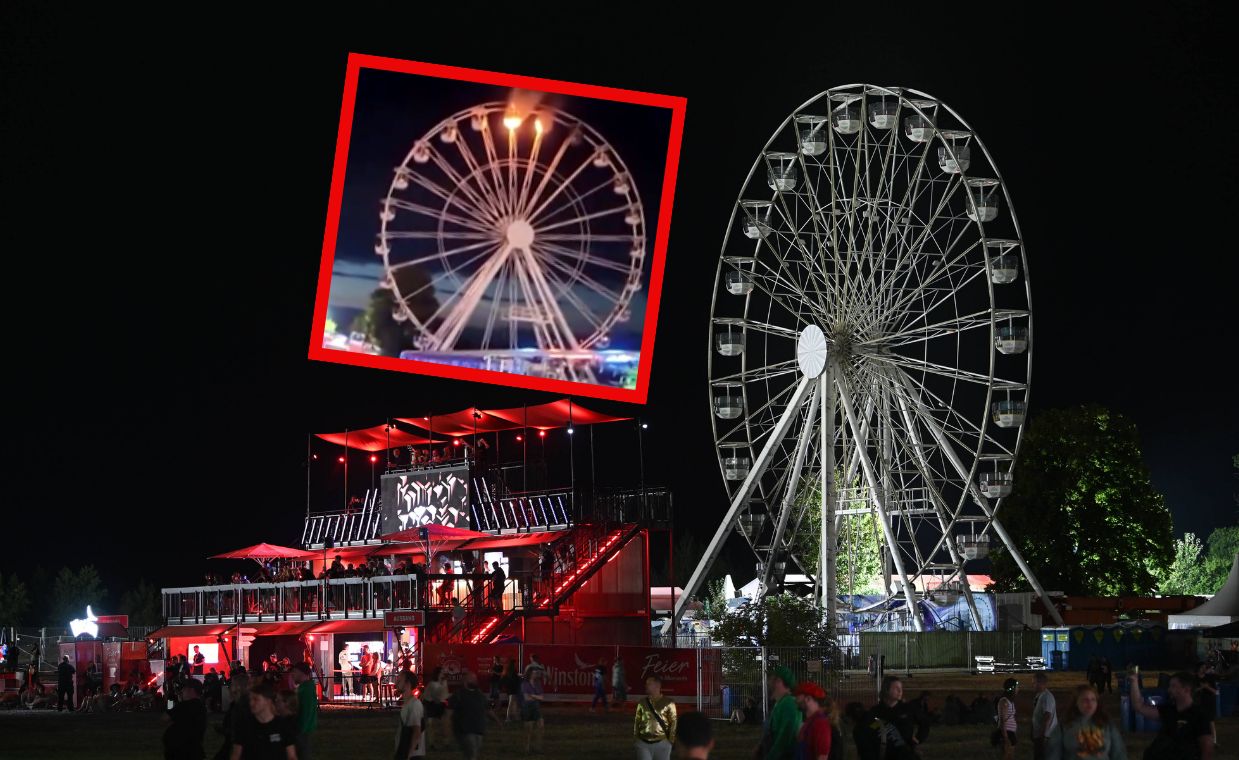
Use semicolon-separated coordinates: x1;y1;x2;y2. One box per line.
4;6;1236;608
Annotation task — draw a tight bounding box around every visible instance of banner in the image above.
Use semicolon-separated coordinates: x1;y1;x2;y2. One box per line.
381;466;470;532
423;642;519;689
525;644;616;695
618;646;702;697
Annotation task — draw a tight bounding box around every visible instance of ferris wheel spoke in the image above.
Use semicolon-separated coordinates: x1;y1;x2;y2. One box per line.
395;246;500;307
425;145;505;224
534;174;625;231
426;244;516;349
384;230;495;241
401;168;499;229
861;308;993;348
516;128;546;215
536;241;633;274
386;198;492;233
716;378;805;445
538;233;637;244
534;203;631;235
477;119;511;217
885;262;988;338
525;149;600;223
869;351;1000;388
448;124;505;219
387;238;500;272
537;252;622;304
712;358;800;385
480;258;512;350
519;126;580;220
887;364;1015;461
513;244;581;351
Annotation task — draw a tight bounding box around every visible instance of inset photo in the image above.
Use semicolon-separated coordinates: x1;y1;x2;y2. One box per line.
310;54;686;403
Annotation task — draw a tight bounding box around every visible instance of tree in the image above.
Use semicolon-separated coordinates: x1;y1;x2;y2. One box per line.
712;593;834;648
0;573;31;624
324;317;337;335
51;566;108;624
118;578;162;626
362;267;441;357
1159;533;1211;594
792;473;886;596
989;405;1173;595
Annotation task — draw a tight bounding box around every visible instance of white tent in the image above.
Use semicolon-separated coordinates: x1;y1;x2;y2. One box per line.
1168;553;1239;630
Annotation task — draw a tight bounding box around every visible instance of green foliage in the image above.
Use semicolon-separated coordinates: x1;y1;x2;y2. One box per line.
711;593;833;648
989;405;1173;595
118;578;162;626
363;268;440;357
51;566;108;624
324;318;337;335
792;472;885;594
1159;526;1238;595
0;573;31;624
701;578;727;620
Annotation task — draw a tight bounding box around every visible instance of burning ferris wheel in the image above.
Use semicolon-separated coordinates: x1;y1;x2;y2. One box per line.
375;100;646;383
676;84;1063;633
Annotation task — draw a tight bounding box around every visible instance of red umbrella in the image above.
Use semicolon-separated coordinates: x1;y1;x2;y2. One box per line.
209;543;318;562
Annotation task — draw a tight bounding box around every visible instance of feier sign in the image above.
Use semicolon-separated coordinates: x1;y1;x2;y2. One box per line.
383;610;426;628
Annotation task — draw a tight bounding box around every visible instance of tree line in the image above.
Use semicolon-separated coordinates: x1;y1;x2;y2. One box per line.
0;566;162;628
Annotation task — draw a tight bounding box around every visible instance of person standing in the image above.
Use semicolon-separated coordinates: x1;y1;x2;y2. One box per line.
592;658;609;712
612;656;627;705
522;668;547;754
1086;657;1102;694
675;711;714;759
1044;684;1126;760
1031;672;1057;760
448;672;489;760
230;682;296;760
489;561;506;610
393;670;425;760
291;664;317;760
1195;662;1219;751
216;671;252;760
336;645;353;698
1099;659;1112;694
633;674;677;760
1129;671;1212;760
163;678;207;760
56;655;76;712
793;682;834;760
861;675;929;760
994;679;1019;760
760;666;801;760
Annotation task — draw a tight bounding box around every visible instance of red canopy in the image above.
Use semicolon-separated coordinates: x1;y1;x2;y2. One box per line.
209;543;318;561
316;424;432;452
381;524;488;544
458;531;564;551
397;399;629;435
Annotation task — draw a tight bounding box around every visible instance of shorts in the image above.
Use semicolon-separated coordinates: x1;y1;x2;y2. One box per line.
521;701;542;722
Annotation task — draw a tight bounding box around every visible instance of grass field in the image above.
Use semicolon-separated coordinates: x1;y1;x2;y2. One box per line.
0;672;1232;759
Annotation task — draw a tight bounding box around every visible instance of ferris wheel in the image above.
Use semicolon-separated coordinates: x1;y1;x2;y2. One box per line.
376;101;646;382
675;84;1063;633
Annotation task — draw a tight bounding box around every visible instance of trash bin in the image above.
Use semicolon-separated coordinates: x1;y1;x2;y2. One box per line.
721;686;732;717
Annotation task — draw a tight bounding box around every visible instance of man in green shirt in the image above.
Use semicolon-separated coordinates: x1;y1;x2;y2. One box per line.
292;663;318;760
762;665;802;760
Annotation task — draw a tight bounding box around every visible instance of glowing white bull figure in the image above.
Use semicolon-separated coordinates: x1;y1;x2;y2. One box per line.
70;606;99;638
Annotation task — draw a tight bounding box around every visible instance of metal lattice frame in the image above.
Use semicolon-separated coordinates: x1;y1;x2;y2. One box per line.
676;84;1062;634
378;102;646;382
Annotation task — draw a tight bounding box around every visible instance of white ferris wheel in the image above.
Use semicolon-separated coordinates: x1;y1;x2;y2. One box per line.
675;84;1063;633
375;101;646;383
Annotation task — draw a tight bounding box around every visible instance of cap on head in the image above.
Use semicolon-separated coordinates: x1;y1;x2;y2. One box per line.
1003;678;1019;693
793;681;826;701
772;665;797;690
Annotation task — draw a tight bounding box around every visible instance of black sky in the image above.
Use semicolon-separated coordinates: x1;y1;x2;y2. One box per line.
3;5;1236;608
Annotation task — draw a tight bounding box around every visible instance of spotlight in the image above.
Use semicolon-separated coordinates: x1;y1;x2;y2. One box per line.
453;439;461;447
369;455;378;463
312;454;318;460
515;435;523;442
503;104;521;129
641;423;648;430
567;427;574;435
337;456;345;463
538;430;546;438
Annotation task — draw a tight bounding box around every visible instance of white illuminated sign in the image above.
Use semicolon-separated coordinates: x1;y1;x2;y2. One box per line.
69;606;99;639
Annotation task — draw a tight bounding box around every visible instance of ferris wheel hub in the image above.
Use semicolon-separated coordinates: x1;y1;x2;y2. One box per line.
796;325;829;378
505;219;535;249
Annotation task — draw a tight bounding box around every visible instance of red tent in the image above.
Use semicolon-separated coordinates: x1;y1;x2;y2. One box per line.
209;543;318;561
397;399;629;436
381;525;487;544
316;424;432;452
394;408;520;438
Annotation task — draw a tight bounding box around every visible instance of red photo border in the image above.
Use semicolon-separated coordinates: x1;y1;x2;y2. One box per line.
308;53;687;404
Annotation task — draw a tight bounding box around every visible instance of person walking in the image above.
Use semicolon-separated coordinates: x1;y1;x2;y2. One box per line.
501;659;522;723
421;668;449;750
56;655;75;711
592;658;609;713
1031;672;1057;760
393;670;425;760
633;674;677;760
448;672;489;760
1044;684;1126;760
675;711;714;759
163;678;207;760
758;666;801;760
994;678;1019;760
214;671;252;760
522;668;547;753
612;656;627;705
1129;671;1212;760
793;682;835;760
291;664;317;760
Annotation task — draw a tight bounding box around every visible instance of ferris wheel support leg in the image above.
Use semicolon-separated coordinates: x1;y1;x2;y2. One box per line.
891;370;1065;627
760;382;820;596
819;368;838;633
665;375;817;635
889;383;983;631
837;377;925;633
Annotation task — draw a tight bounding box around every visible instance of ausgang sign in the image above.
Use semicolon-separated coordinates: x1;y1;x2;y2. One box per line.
383;610;426;628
